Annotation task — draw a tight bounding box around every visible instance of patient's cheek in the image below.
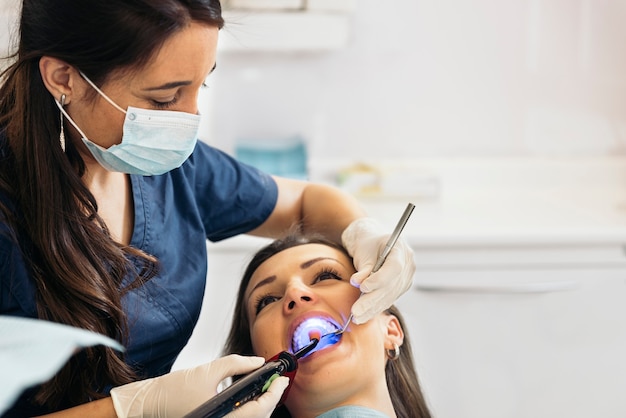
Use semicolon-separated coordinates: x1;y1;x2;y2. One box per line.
250;324;276;357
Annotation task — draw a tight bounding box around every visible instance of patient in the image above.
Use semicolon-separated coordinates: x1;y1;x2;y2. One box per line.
224;234;431;418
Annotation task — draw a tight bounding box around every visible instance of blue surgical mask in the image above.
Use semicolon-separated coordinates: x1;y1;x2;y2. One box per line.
54;72;201;176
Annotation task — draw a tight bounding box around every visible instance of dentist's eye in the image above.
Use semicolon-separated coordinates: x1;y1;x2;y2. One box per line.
152;96;178;109
254;293;280;314
313;267;343;284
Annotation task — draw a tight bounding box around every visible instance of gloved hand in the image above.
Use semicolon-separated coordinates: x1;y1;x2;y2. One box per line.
342;217;416;324
224;374;289;418
110;354;289;418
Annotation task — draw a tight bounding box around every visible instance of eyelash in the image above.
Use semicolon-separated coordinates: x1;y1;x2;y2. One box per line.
151;82;208;109
313;267;343;283
152;96;178;109
254;293;280;315
253;267;344;315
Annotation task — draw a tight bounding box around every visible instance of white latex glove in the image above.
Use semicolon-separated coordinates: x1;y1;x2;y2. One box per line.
110;354;289;418
342;217;416;324
224;374;289;418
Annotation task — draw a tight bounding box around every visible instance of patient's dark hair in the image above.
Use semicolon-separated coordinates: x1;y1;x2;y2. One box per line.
223;234;431;418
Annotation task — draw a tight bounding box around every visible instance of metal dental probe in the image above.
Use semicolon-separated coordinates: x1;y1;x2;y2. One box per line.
320;202;416;342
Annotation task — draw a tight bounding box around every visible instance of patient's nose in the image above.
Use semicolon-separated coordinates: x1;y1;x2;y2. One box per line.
284;282;316;312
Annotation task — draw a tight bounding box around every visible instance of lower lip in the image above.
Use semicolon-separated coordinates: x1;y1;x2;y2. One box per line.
299;338;341;362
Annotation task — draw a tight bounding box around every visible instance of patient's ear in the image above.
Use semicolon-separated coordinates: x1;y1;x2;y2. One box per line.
383;314;404;350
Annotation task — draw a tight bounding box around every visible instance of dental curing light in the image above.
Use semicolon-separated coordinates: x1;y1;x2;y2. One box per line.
292;317;343;354
183;339;320;418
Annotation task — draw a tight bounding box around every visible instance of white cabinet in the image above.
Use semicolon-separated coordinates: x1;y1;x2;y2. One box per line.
397;244;626;418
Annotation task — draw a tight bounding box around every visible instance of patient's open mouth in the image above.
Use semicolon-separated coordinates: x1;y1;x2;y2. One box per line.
291;316;340;353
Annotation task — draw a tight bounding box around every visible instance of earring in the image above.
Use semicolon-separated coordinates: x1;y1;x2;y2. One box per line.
386;343;401;361
59;94;66;152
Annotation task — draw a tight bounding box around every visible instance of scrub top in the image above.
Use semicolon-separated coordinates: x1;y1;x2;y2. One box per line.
0;140;278;416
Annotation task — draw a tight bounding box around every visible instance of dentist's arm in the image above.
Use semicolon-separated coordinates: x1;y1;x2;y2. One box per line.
253;177;416;324
37;397;116;418
250;177;365;242
38;355;287;418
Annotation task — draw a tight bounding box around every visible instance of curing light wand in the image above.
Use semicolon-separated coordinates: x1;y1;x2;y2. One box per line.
183;339;319;418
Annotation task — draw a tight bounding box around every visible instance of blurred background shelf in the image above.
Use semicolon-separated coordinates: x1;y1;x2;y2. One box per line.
219;0;356;52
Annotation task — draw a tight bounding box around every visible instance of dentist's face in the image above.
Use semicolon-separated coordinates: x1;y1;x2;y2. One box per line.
66;21;218;153
244;244;391;411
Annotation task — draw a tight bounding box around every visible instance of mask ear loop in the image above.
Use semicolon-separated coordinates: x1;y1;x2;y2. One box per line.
55;96;91;143
59;94;66;152
78;71;126;114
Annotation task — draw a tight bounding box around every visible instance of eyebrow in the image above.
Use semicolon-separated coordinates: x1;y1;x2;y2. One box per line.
300;257;338;269
248;256;349;296
142;62;217;91
249;275;277;295
142;80;192;91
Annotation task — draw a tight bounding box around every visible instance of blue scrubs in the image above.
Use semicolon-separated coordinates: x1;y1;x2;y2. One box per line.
0;140;278;416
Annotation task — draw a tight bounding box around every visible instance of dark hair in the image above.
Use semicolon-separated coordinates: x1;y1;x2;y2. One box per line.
223;234;431;418
0;0;223;410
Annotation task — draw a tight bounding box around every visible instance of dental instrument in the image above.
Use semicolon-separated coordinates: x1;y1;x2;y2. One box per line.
319;202;416;344
183;338;320;418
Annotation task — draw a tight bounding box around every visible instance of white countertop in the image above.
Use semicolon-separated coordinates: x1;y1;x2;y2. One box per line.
361;187;626;246
212;157;626;250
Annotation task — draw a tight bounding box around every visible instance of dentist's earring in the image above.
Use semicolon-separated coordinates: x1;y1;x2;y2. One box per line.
59;94;66;152
386;343;401;361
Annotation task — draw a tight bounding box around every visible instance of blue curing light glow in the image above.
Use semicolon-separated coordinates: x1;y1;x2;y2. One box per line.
317;331;340;350
291;317;341;356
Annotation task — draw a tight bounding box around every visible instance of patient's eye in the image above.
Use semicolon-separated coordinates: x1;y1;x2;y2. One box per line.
313;267;343;284
254;294;280;314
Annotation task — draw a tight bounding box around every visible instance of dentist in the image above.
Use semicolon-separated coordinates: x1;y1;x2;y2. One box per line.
0;0;416;417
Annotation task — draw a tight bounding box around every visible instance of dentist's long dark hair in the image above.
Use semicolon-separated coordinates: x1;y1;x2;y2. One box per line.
223;235;431;418
0;0;223;411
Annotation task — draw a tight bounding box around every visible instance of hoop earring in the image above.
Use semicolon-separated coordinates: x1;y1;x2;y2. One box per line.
59;94;66;152
386;343;400;361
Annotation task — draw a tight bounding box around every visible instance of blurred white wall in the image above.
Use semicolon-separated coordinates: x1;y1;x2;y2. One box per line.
0;0;19;66
207;0;626;160
2;0;625;159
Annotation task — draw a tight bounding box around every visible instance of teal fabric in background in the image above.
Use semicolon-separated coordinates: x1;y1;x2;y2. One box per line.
235;136;308;180
316;405;390;418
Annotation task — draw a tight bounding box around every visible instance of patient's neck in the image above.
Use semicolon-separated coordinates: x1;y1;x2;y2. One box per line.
285;376;396;418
